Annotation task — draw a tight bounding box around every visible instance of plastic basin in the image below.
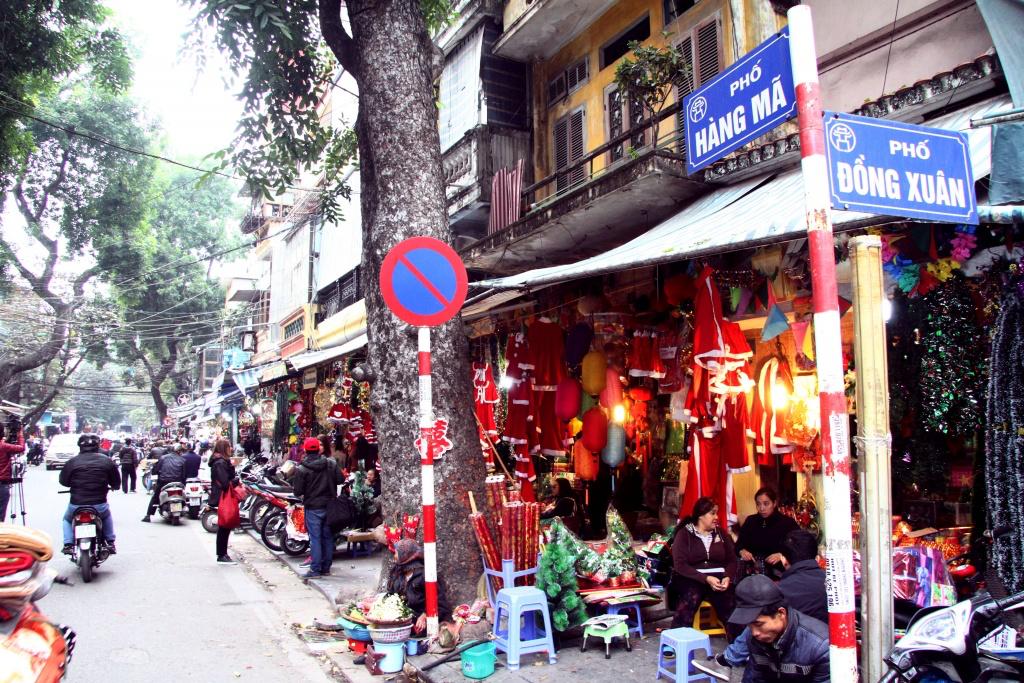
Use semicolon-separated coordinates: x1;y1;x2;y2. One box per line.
461;641;497;679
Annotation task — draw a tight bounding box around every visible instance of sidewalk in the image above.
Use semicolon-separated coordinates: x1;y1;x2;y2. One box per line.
238;529;738;683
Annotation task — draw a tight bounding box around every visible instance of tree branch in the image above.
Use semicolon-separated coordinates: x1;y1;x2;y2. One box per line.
35;145;73;224
319;0;359;76
21;351;85;427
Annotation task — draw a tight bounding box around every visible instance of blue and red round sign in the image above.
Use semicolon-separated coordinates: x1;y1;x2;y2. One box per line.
379;236;468;327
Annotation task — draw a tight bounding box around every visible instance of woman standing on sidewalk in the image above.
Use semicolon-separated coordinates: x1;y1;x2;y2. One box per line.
209;438;237;564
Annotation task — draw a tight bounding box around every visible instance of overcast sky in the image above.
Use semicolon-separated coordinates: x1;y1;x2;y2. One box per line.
106;0;242;160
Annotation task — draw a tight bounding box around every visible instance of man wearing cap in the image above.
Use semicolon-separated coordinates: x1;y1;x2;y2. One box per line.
292;437;340;579
704;574;829;682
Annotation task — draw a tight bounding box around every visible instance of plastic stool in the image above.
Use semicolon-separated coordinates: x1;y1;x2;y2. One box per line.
692;601;726;637
657;627;712;683
493;586;557;671
582;621;631;659
606;601;644;638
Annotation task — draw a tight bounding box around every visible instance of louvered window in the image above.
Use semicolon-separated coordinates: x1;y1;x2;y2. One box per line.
548;58;588;107
675;14;722;160
553;107;586;193
565;58;589;94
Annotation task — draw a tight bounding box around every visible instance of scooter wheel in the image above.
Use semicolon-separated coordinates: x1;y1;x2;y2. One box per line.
79;549;93;583
201;509;218;533
171;515;180;526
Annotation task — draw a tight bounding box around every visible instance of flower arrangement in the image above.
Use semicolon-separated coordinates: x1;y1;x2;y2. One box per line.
366;593;413;626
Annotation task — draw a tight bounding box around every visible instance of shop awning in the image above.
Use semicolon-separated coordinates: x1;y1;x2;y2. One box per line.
228;364;273;393
472;95;1012;294
288;333;368;371
260;361;291;384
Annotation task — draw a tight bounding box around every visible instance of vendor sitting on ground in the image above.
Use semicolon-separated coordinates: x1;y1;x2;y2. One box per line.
386;539;451;634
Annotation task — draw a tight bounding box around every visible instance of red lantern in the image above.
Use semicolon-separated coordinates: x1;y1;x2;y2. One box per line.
581;407;609;452
555;378;582;421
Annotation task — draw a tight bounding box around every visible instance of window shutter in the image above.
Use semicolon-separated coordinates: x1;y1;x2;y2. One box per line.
554;116;569;171
675;35;695;156
548;73;567;106
695;19;721;85
565;58;588;93
555;108;586;192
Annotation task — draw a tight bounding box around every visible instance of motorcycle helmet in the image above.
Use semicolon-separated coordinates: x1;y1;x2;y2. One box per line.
77;434;101;451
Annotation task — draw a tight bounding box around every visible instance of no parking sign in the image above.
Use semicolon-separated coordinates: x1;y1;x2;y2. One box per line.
379;236;467;327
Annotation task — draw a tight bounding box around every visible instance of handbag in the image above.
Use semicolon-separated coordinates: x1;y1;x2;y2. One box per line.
326;493;357;532
218;488;241;530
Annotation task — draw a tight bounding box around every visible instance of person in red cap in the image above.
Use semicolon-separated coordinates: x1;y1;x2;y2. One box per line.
292;437;340;578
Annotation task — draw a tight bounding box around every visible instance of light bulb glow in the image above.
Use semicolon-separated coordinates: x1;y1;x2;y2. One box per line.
498;375;515;390
770;384;790;411
612;404;626;423
882;297;893;322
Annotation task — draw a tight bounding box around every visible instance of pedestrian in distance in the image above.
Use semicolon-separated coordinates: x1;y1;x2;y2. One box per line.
695;529;827;681
118;438;140;493
0;422;26;521
208;438;237;564
670;496;741;638
291;437;340;579
142;441;186;522
720;574;830;683
182;442;201;481
59;434;120;556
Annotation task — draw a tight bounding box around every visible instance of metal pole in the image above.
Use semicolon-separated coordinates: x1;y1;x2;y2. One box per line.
418;326;440;637
787;6;859;679
850;235;894;682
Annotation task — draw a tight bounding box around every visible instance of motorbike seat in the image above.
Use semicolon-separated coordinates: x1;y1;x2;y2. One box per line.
261;484;293;494
159;482;184;493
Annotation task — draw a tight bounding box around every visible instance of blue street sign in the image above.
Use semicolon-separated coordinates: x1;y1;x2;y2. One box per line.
684;26;795;174
824;112;978;224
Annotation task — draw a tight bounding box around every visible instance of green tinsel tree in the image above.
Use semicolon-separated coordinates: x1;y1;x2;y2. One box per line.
536;520;589;631
918;276;985;436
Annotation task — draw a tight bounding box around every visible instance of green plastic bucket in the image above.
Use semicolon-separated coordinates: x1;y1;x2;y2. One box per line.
460;642;497;679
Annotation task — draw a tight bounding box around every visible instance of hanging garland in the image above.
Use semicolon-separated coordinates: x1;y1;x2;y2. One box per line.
917;275;986;436
985;271;1024;593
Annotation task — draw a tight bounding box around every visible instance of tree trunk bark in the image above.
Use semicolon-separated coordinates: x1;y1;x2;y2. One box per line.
331;0;488;606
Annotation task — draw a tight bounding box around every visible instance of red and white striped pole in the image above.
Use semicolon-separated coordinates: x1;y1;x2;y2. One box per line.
418;326;440;637
788;6;858;680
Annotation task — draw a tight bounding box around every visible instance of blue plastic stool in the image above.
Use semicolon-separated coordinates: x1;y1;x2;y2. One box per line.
656;627;712;683
606;601;644;638
493;586;557;671
482;555;541;610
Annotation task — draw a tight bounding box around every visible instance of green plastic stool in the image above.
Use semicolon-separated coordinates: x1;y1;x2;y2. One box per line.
581;621;632;659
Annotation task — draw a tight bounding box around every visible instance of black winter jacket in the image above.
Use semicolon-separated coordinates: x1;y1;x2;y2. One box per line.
743;609;830;683
292;454;339;510
385;560;452;621
59;451;121;505
183;451;201;480
118;446;139;467
209;457;236;507
153;452;186;484
778;559;828;624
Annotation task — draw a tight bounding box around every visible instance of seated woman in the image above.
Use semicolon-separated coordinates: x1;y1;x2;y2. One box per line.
670;497;740;638
540;477;579;532
735;486;799;580
386;539;451;634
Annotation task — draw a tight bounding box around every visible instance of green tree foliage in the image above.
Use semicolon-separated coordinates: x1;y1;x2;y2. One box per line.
0;0;131;188
113;168;240;419
0;84;155;394
614;40;691;145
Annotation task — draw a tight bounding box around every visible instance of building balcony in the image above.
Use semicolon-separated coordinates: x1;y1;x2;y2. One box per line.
494;0;618;61
444;124;531;245
435;0;503;53
460;105;710;276
225;277;262;304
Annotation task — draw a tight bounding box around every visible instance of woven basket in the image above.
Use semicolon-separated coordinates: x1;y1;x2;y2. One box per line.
368;623;413;644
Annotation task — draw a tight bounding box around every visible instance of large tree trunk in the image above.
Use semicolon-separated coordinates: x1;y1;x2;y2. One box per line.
323;0;488;606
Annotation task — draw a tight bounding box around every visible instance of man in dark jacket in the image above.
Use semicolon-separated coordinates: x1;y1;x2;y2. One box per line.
59;434;121;555
292;437;339;578
142;445;186;522
696;530;828;680
182;442;201;480
118;438;140;493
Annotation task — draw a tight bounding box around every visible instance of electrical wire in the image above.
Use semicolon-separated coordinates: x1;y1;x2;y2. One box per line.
879;0;902;97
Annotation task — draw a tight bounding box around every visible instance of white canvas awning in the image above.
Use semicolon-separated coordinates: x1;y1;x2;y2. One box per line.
288;333;368;371
471;95;1011;295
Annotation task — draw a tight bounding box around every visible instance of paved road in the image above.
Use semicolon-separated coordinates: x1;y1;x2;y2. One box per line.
14;465;332;682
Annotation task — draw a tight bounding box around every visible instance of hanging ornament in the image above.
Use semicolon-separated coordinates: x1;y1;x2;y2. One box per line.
581;351;607;395
601;423;626;467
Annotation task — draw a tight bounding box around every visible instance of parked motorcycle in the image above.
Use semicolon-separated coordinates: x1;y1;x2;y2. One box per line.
260;504;310;556
157;482;186;525
183;478;207;520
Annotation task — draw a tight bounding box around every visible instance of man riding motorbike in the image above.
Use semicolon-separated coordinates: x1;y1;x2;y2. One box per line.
58;434;120;555
141;444;185;522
